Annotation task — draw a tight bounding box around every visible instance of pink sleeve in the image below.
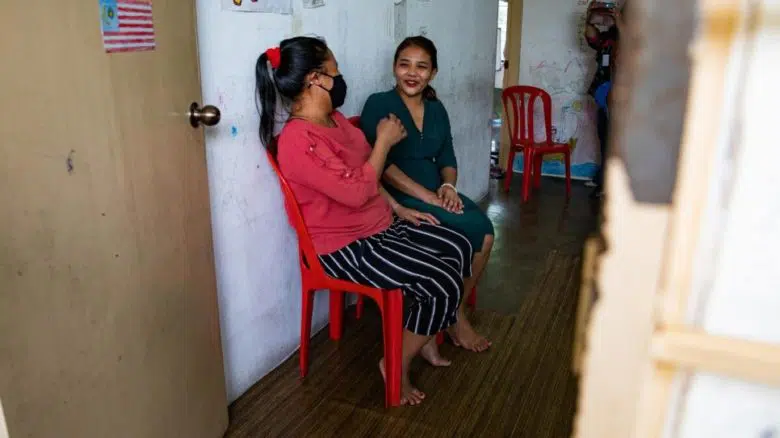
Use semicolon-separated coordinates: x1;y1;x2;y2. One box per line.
277;128;379;208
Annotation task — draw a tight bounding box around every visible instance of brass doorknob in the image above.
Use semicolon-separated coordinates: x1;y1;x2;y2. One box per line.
188;102;221;128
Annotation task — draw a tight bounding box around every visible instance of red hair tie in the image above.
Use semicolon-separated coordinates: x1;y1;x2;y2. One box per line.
265;47;281;69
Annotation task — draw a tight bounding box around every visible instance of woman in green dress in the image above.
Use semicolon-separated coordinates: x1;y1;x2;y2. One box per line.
360;36;494;354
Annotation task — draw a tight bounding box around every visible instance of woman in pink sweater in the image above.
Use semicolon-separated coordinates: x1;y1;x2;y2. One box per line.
256;37;473;406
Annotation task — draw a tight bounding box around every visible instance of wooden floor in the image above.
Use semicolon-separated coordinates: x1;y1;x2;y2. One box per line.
226;178;599;438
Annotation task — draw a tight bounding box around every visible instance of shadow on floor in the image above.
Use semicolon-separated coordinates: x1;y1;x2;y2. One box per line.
226;177;600;438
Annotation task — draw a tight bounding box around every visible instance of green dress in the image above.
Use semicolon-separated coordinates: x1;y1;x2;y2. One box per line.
360;89;494;251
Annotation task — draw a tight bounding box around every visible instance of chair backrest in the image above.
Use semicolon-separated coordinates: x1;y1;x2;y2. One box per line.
347;116;360;128
502;85;554;146
265;149;327;278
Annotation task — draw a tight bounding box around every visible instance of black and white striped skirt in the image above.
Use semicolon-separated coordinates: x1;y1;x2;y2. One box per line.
319;219;473;336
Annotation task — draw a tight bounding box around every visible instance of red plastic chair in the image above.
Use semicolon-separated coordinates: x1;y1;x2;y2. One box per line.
347;116;478;343
501;86;572;202
266;149;404;407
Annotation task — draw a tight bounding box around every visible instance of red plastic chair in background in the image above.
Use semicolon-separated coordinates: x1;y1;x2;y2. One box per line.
501;85;572;202
266;149;404;407
347;116;478;344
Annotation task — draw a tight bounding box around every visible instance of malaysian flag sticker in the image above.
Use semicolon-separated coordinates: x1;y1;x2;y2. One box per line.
99;0;156;53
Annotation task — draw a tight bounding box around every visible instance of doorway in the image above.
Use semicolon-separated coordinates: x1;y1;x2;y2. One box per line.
495;0;524;173
492;0;523;179
490;1;509;179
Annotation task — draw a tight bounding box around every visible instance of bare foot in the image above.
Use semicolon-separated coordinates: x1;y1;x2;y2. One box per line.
379;359;426;406
447;314;491;353
419;338;452;367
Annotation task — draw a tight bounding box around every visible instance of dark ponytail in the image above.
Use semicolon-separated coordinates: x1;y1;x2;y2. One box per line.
422;85;437;101
394;36;439;101
256;51;279;155
256;36;329;157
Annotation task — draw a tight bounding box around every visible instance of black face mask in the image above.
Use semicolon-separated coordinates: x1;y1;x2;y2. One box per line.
317;73;348;109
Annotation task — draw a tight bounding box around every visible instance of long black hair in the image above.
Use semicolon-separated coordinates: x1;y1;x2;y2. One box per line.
256;36;329;156
394;36;439;101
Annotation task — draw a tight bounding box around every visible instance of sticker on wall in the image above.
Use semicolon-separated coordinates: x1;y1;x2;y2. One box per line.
221;0;292;14
99;0;156;53
303;0;325;8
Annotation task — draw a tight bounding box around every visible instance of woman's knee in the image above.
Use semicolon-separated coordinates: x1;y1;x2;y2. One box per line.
417;275;463;320
423;222;473;264
441;281;464;315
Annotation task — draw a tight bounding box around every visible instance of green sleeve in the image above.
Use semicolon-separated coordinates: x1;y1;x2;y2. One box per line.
359;94;385;147
436;103;458;169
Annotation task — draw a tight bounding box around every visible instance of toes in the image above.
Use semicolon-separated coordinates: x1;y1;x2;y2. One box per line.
463;338;490;353
400;386;426;406
408;389;425;405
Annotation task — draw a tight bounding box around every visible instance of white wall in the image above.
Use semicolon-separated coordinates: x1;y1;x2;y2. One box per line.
666;3;780;436
195;0;496;402
517;0;600;174
405;0;498;197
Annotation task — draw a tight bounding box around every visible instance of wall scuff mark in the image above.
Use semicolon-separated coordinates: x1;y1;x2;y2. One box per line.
66;150;75;174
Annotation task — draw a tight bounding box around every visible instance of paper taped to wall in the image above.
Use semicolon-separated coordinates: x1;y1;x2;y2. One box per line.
222;0;292;14
303;0;325;8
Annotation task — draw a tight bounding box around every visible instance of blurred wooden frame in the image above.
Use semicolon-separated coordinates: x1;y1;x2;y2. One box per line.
572;0;780;437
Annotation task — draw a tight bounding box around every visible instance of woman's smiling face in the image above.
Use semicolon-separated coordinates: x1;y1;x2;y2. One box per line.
394;45;437;98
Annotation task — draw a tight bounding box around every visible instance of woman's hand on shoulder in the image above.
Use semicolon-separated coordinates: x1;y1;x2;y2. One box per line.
375;113;407;148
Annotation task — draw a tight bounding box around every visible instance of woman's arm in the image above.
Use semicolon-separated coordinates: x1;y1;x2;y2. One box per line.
379;186;439;225
437;166;463;213
277;126;399;208
440;167;457;186
378;185;401;211
383;165;441;205
435;107;464;213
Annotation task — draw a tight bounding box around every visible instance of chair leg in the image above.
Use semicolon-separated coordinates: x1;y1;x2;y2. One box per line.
436;332;444;345
504;149;516;192
533;154;543;188
329;290;345;341
522;148;534;203
564;151;572;197
383;291;404;408
356;295;364;320
466;286;477;309
300;288;315;378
